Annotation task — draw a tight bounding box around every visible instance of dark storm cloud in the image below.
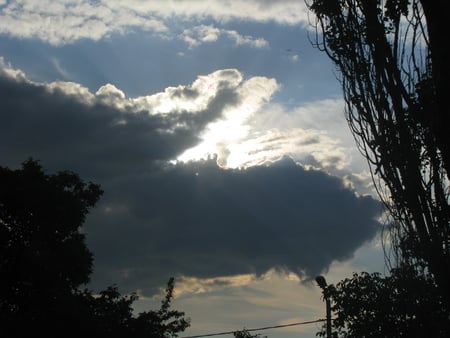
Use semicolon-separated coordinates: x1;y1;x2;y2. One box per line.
0;63;381;295
85;157;381;295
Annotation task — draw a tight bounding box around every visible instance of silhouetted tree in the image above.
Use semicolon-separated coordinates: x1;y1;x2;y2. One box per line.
308;0;450;310
316;265;447;337
0;159;102;336
130;278;190;338
0;160;189;337
77;279;190;338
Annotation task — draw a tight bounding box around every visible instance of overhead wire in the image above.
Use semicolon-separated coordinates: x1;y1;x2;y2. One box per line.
180;318;327;337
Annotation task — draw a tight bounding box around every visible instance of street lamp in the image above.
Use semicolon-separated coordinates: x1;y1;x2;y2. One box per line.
316;275;331;338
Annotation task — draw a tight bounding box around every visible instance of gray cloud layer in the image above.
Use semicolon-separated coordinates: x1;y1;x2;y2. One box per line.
87;158;380;294
0;62;381;295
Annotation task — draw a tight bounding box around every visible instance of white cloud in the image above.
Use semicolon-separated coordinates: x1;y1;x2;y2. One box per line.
0;57;28;81
181;25;221;47
225;128;351;170
46;80;96;103
110;0;309;25
131;68;245;114
0;0;308;45
181;25;269;49
225;29;269;48
0;0;167;45
95;83;128;109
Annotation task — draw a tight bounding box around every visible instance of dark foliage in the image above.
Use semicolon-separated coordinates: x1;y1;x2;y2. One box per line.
0;160;189;337
0;159;102;336
316;266;447;337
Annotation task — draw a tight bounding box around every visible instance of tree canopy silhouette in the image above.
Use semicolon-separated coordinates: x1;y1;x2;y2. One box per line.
308;0;449;308
0;159;102;331
0;160;189;337
316;265;447;337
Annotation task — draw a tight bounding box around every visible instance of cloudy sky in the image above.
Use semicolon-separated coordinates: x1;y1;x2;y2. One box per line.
0;1;386;337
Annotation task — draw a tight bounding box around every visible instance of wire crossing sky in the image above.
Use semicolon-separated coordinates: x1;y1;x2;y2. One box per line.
181;319;327;337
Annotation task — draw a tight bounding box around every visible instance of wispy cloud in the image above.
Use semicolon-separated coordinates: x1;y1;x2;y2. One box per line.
180;24;269;49
50;57;71;79
0;0;166;45
0;0;308;45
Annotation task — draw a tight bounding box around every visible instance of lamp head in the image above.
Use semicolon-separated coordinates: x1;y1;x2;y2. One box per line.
315;275;327;289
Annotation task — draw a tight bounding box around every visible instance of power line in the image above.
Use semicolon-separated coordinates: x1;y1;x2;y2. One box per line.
180;318;327;338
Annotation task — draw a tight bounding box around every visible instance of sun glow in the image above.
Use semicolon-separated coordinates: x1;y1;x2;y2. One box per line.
177;76;281;169
177;107;254;168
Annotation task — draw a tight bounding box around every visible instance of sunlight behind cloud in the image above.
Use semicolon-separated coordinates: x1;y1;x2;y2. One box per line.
177;75;279;167
177;101;352;170
1;57;353;173
177;113;252;168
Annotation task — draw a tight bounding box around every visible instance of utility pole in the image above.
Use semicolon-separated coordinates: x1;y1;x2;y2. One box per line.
316;275;331;338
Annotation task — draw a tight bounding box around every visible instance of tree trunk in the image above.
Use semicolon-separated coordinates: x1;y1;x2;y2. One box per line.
420;0;450;179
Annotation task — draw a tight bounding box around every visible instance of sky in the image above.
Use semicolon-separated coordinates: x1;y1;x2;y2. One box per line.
0;1;386;337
